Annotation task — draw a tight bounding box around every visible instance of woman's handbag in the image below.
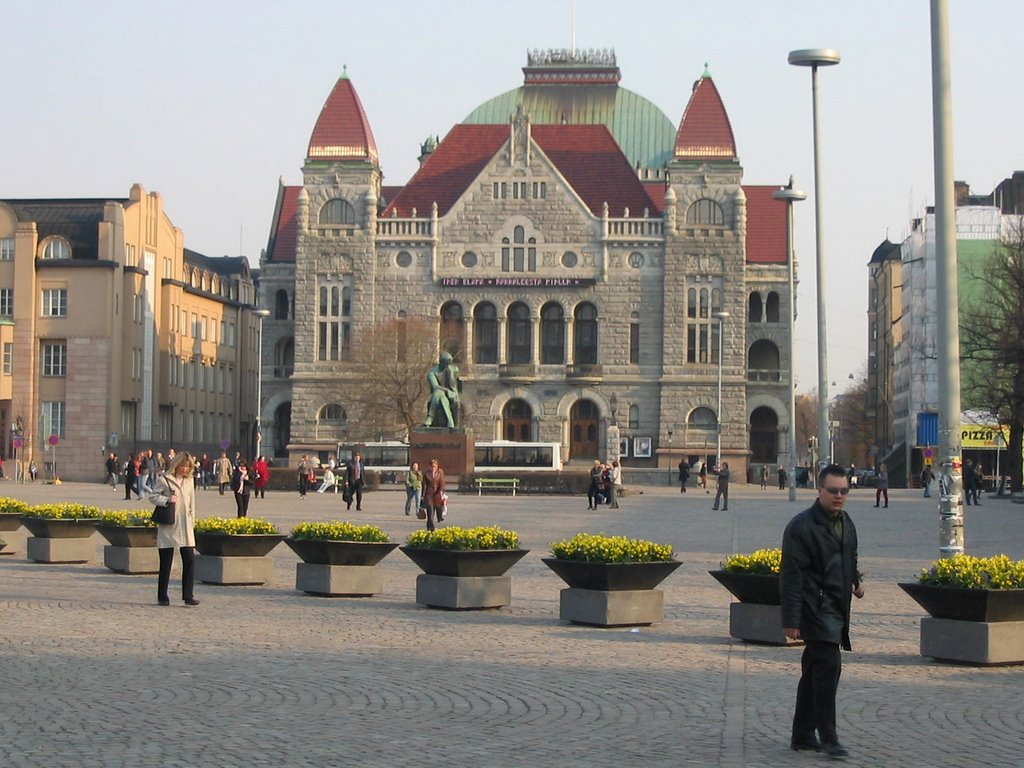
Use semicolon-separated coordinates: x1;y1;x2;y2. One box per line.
416;505;427;520
151;500;176;525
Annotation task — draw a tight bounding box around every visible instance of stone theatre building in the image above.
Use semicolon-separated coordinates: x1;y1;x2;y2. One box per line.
260;51;793;479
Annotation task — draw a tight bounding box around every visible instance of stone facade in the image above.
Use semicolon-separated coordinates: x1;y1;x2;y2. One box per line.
260;55;796;481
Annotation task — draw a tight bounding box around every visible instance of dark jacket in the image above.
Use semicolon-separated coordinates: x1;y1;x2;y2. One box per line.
781;500;861;650
346;459;365;489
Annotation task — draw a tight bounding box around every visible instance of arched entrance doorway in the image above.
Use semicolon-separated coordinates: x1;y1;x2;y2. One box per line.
750;406;779;463
570;400;599;460
502;399;533;441
273;402;292;458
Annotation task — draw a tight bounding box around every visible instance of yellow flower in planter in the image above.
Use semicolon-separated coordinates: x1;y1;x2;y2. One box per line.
291;521;390;542
918;554;1024;590
722;548;781;574
549;532;673;563
406;526;520;550
194;517;279;535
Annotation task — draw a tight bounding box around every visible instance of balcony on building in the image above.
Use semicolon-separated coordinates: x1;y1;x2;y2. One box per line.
747;368;783;383
498;363;538;383
565;363;604;382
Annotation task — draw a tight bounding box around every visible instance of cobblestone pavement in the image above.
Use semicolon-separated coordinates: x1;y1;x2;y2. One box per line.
1;479;1023;767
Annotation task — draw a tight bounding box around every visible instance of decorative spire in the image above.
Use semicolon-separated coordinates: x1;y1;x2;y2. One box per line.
307;72;379;164
673;72;737;161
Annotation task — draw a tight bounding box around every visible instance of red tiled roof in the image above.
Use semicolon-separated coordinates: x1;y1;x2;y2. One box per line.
380;185;405;209
643;181;667;215
743;185;787;264
674;76;737;161
384;123;658;219
532;125;658;216
307;74;379;164
383;125;509;218
267;185;300;262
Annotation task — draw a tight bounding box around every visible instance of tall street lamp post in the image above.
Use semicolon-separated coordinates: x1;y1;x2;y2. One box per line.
667;428;673;486
774;179;806;502
253;309;271;462
789;48;840;471
713;310;730;468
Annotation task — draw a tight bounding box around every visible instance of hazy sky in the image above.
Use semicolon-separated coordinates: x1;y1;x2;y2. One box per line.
3;1;1019;392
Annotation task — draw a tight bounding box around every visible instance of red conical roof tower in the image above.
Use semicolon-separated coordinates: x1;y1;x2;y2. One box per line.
306;68;379;164
673;68;737;161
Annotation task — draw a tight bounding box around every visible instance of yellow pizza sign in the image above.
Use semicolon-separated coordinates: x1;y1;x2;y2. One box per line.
961;424;1009;449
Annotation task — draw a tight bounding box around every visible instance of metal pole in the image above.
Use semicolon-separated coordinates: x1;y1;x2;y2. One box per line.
254;309;271;462
774;180;806;502
713;311;729;467
789;49;840;470
931;0;964;555
667;429;673;486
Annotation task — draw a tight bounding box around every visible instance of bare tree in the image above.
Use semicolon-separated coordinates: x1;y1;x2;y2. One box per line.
960;220;1024;492
348;316;441;442
831;368;873;469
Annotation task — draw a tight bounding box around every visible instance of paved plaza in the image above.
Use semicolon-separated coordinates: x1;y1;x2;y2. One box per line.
1;479;1023;767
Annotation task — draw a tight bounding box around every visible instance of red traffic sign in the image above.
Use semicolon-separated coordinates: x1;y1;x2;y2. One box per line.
47;435;59;446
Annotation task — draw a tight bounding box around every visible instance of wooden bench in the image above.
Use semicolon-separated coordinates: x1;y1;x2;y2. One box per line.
475;477;520;496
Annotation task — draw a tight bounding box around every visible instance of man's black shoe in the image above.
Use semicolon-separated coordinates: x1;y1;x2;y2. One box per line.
183;598;201;606
821;741;849;758
790;737;820;752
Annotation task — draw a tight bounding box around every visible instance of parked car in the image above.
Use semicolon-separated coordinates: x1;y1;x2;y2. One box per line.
855;469;878;488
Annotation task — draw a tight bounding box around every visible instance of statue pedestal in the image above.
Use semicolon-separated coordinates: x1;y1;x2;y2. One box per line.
411;428;475;477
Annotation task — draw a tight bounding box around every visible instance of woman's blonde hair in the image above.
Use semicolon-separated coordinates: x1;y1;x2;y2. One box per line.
167;451;195;477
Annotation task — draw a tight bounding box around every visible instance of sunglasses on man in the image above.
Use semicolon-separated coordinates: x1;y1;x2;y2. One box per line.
822;486;851;496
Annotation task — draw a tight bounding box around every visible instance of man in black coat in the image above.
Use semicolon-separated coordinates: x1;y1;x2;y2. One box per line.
345;452;365;511
781;463;865;758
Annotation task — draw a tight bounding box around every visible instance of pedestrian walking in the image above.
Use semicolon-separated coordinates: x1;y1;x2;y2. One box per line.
778;466;788;490
609;460;621;509
404;462;422;516
421;458;446;532
874;463;889;508
297;454;313;498
781;463;864;758
711;462;730;511
760;464;769;490
973;463;985;506
921;466;934;498
587;460;603;509
345;452;365;511
699;462;708;492
215;452;233;495
149;451;200;607
678;459;690;493
252;455;269;499
105;452;119;490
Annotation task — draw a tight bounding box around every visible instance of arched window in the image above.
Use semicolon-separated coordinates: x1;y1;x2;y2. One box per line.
40;237;71;260
540;302;565;364
628;404;640;430
507;302;532;364
750;406;779;462
688;407;717;429
319;198;356;226
275;290;290;320
473;302;498;364
274;337;294;378
748;292;763;323
573;302;598;365
685;198;724;225
501;224;537;272
319;404;347;425
765;292;780;323
440;301;465;361
747;339;781;381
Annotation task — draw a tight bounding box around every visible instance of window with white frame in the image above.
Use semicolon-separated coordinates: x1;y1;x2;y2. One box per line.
0;237;13;260
0;288;12;316
40;401;65;438
42;288;67;317
316;276;353;361
41;237;71;260
3;342;12;375
685;282;723;364
42;342;67;377
132;348;142;380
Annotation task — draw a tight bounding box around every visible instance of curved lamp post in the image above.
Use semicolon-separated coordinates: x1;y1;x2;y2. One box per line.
773;178;807;501
789;47;840;470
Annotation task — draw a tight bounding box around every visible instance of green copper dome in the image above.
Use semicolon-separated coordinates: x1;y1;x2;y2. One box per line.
463;50;675;170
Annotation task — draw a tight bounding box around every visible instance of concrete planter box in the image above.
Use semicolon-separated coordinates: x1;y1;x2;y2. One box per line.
285;538;398;566
104;545;159;574
196;555;274;585
95;525;158;548
708;570;781;604
542;558;682;591
194;532;286;557
0;512;23;532
415;574;512;609
296;563;385;597
21;517;99;538
900;582;1024;665
399;547;529;577
558;587;665;627
709;570;796;645
27;536;95;564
